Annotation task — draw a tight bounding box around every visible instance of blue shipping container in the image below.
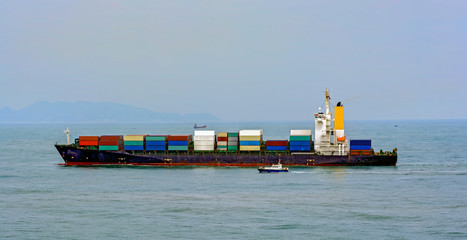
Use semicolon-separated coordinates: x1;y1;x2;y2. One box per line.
146;145;166;151
266;146;287;151
124;145;144;151
350;140;371;146
350;145;371;150
168;141;188;146
146;141;166;146
289;141;311;146
290;146;311;151
239;141;260;146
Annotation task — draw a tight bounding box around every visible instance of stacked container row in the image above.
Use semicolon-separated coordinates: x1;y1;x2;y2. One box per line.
124;135;144;151
239;130;262;151
145;135;167;151
79;136;99;147
350;139;372;155
99;135;123;151
227;132;239;151
266;140;288;151
194;130;215;151
217;132;228;151
168;135;192;151
289;130;312;152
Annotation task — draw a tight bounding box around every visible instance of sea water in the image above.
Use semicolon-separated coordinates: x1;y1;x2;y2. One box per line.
1;120;466;239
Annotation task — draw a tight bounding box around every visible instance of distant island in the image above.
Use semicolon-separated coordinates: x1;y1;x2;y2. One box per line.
0;101;218;123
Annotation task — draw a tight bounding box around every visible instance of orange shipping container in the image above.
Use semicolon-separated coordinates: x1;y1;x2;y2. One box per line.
79;140;98;146
79;136;99;141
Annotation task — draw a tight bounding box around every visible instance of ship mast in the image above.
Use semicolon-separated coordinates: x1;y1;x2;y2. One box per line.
325;88;331;115
65;126;70;145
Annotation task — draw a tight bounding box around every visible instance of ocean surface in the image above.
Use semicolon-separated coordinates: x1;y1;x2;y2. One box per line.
1;120;466;239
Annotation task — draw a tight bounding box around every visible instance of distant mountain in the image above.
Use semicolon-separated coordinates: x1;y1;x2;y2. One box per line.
0;101;219;123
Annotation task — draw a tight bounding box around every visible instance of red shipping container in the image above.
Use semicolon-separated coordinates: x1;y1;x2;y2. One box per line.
98;140;121;146
168;135;192;141
79;136;99;141
217;137;228;141
350;150;372;156
100;135;123;141
79;140;98;146
266;140;288;146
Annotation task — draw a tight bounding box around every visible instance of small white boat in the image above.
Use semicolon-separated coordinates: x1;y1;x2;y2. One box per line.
258;160;289;173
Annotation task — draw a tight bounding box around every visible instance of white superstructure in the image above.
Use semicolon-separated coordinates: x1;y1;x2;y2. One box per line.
313;89;349;155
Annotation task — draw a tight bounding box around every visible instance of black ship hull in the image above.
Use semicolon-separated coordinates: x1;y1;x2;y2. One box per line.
55;145;397;167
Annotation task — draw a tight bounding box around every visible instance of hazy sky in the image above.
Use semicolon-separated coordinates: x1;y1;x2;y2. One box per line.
1;0;466;121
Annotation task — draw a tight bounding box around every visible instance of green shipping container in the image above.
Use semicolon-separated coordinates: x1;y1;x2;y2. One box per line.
99;145;119;151
217;145;227;149
168;146;188;151
146;136;166;141
228;132;239;137
124;141;144;146
227;146;238;151
290;135;311;141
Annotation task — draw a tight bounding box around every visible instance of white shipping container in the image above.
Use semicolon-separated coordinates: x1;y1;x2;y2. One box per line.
217;141;227;146
194;130;215;136
290;130;312;136
239;129;263;136
194;145;215;151
193;135;216;141
194;140;215;146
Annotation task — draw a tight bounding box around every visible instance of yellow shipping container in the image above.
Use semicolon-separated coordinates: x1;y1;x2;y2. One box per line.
217;132;228;137
239;136;262;141
240;146;261;151
124;135;145;141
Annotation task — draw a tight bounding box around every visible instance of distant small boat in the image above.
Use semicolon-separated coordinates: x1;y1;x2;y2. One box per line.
193;123;207;129
258;160;289;173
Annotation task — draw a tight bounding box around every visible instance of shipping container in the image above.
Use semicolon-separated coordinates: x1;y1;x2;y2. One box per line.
168;135;192;141
228;132;239;137
124;145;144;151
289;141;311;146
266;140;288;146
79;136;99;141
290;130;312;136
350;140;371;146
168;141;188;146
146;145;166;151
217;132;228;137
289;135;311;141
266;146;287;151
239;136;262;141
350;150;372;155
217;137;228;141
217;145;227;149
98;140;121;146
194;141;215;146
145;136;167;141
194;130;215;136
193;135;216;141
99;135;123;141
350;145;371;150
217;141;227;146
240;141;260;146
227;146;238;151
194;146;215;151
168;145;188;151
146;141;166;146
124;141;144;146
290;146;311;151
79;140;98;146
99;145;119;151
239;146;261;151
227;137;239;142
239;130;263;136
123;135;144;141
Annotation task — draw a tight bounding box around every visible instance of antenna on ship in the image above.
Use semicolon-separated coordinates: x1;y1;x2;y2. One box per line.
64;126;70;145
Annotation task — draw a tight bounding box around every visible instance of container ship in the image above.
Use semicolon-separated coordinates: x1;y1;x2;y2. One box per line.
55;90;397;167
